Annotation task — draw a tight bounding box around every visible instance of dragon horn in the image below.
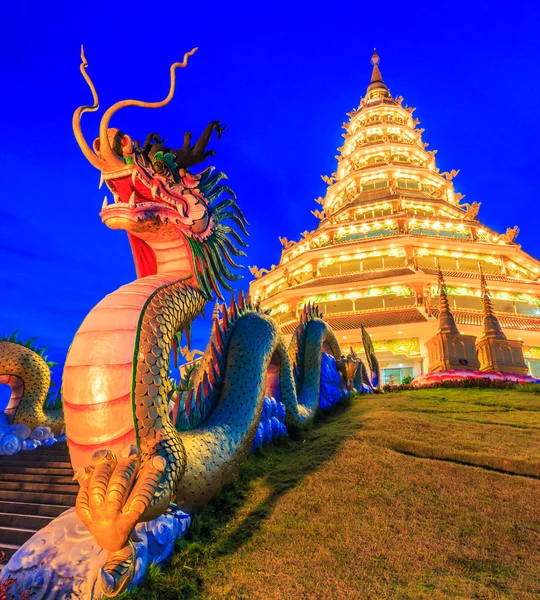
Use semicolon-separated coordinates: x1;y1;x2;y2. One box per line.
72;46;107;170
97;48;198;169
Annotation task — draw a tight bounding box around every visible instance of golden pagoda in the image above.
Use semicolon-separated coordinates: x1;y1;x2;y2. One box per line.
249;51;540;384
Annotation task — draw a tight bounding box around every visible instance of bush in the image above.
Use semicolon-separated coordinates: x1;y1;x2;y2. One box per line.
383;377;534;392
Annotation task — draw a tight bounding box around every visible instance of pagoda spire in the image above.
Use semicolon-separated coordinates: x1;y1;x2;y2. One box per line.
436;260;459;334
479;265;506;339
366;49;391;101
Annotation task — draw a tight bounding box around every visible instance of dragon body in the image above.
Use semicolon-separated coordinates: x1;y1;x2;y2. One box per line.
0;334;63;434
1;49;365;598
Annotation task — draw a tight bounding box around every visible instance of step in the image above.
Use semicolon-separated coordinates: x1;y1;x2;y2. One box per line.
0;459;72;469
0;473;75;485
0;466;74;477
0;481;78;494
0;526;39;547
0;543;19;564
23;444;69;452
0;450;70;461
0;501;71;518
0;511;53;531
0;490;77;506
3;446;70;456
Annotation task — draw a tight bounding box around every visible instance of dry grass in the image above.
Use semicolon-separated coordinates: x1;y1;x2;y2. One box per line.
126;388;540;600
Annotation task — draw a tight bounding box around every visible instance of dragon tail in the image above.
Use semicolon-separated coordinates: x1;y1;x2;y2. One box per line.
0;333;64;434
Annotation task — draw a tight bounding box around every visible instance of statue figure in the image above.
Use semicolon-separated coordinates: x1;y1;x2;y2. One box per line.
344;187;358;201
321;174;337;185
278;236;296;249
424;287;433;316
460;201;481;220
249;265;271;279
499;226;520;244
311;209;326;220
179;347;204;362
314;196;324;205
440;169;460;181
455;192;466;203
283;268;299;287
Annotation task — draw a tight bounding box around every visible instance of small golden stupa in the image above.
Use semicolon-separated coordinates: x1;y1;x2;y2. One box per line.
476;267;528;374
425;263;480;372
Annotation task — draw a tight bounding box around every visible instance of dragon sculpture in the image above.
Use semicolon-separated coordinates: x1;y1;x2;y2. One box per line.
0;48;369;599
0;333;63;434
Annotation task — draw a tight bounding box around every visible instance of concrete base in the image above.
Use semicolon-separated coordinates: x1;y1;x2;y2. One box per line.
476;337;529;375
425;332;480;372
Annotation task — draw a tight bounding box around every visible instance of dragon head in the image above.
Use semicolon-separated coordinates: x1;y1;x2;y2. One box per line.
73;47;247;300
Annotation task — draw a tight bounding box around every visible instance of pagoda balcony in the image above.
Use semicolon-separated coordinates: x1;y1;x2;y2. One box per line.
429;307;540;332
419;266;537;284
292;266;415;292
330;196;466;221
262;266;416;301
346;122;419;147
327;187;454;215
281;306;428;335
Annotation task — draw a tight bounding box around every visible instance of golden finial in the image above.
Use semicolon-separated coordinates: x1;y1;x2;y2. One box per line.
436;258;459;334
366;48;391;100
479;263;506;339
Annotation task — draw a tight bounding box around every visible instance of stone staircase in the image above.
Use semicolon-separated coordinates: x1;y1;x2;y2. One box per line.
0;443;76;566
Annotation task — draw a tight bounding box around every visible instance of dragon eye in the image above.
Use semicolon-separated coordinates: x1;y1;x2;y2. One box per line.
152;160;171;177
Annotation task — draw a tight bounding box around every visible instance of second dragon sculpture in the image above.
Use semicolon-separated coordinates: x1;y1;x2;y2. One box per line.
1;48;365;599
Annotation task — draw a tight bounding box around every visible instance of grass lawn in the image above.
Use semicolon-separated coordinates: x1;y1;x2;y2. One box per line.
125;388;540;600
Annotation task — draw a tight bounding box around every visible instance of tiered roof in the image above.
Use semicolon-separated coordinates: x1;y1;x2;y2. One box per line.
249;51;540;349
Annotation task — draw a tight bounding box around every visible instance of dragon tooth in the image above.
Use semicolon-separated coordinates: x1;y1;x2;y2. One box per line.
129;191;136;207
131;170;137;185
151;185;157;200
113;194;119;204
102;196;108;209
99;173;105;189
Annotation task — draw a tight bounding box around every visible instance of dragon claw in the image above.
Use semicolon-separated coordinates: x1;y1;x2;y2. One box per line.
99;542;136;597
100;568;116;596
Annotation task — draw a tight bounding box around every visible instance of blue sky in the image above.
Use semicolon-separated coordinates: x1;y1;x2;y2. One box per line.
1;1;540;399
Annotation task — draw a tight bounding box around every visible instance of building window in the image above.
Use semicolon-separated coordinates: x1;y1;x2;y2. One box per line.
382;367;414;385
516;303;540;317
366;155;385;165
397;178;420;190
362;178;389;192
392;154;409;163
